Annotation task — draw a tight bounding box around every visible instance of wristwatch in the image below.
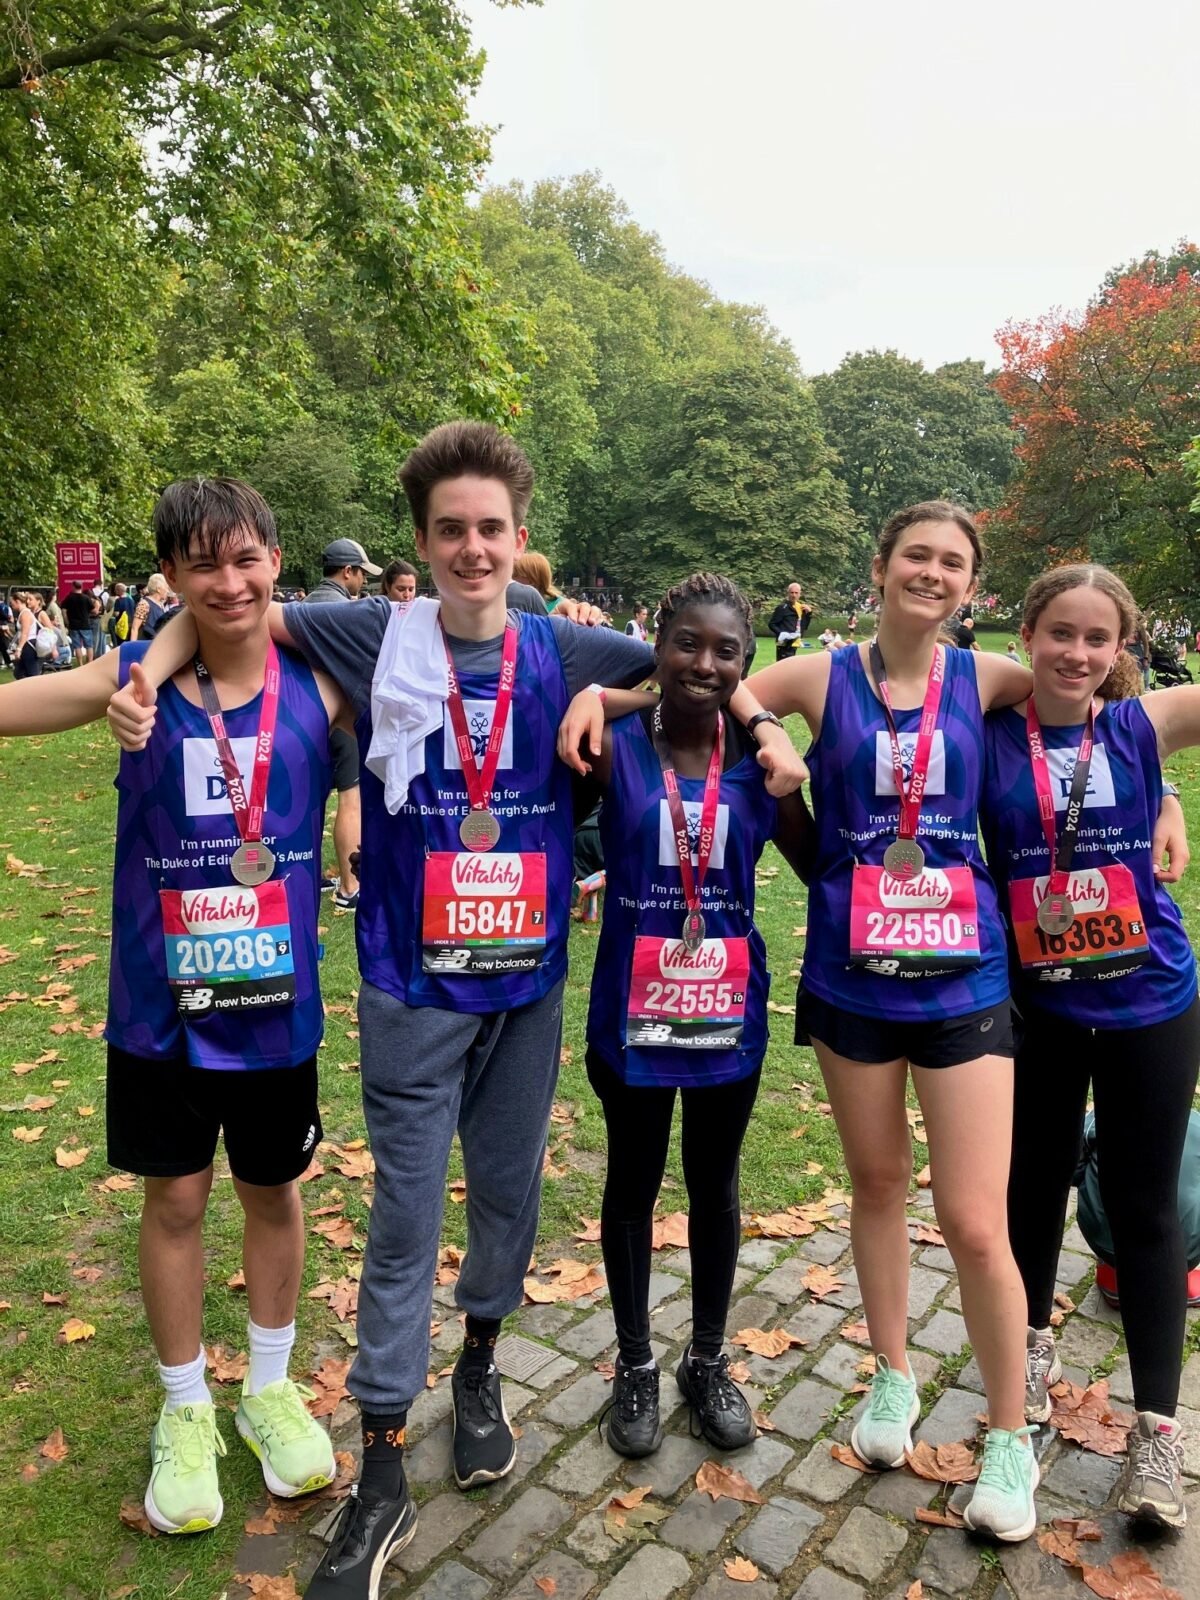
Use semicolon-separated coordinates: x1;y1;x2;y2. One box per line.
746;710;784;741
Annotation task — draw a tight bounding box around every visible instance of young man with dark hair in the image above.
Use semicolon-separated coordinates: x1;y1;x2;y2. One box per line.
2;477;347;1535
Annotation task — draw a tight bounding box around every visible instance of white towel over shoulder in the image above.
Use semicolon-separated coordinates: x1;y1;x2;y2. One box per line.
366;597;448;814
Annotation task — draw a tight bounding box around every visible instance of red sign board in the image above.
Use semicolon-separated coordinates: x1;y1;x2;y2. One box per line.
55;542;103;602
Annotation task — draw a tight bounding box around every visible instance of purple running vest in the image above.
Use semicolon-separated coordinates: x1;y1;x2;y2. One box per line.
982;698;1197;1027
588;709;777;1087
106;642;329;1069
803;644;1009;1020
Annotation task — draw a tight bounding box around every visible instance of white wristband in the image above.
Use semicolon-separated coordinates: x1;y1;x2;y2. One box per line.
585;682;607;705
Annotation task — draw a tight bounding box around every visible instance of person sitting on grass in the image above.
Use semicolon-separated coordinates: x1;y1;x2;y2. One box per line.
0;478;354;1535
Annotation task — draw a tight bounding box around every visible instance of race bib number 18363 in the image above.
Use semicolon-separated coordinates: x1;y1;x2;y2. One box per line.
1010;864;1149;980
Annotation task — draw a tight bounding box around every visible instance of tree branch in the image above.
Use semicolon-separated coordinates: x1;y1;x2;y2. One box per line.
0;3;240;91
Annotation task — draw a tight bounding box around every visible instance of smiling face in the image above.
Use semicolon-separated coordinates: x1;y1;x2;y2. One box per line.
874;519;977;626
162;527;280;645
415;474;527;632
1022;586;1123;714
655;601;748;725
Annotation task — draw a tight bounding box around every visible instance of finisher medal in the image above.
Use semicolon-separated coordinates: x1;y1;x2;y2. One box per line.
459;808;502;852
682;909;706;953
652;703;723;957
1037;893;1076;936
230;841;276;886
882;837;926;880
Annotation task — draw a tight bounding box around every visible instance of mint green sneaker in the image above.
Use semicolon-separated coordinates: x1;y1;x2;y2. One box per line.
144;1400;227;1534
850;1354;920;1468
236;1379;336;1497
962;1425;1039;1541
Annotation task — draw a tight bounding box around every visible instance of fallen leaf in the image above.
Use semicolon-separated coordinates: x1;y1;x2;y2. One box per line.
227;1270;247;1291
745;1210;816;1240
21;1462;39;1481
915;1507;964;1528
594;1361;616;1381
21;1094;56;1111
71;1266;102;1284
1079;1549;1183;1600
308;1356;352;1416
753;1410;776;1433
13;1125;45;1142
97;1172;137;1192
724;1557;760;1583
235;1576;303;1600
1053;1516;1102;1541
40;1427;68;1462
602;1500;669;1544
297;1158;325;1184
312;1215;357;1251
42;1290;67;1305
534;1580;557;1597
609;1485;653;1509
244;1503;283;1536
732;1327;806;1359
574;1216;602;1243
54;1144;89;1169
57;1318;96;1344
651;1211;689;1250
727;1359;752;1383
1049;1379;1134;1457
905;1585;924;1600
840;1321;872;1347
76;1106;94;1117
544;1257;596;1284
523;1267;605;1303
336;1148;374;1181
206;1344;249;1384
829;1443;878;1473
448;1178;467;1202
119;1496;158;1536
801;1263;845;1299
695;1459;763;1504
905;1440;979;1484
1039;1526;1083;1566
910;1223;945;1247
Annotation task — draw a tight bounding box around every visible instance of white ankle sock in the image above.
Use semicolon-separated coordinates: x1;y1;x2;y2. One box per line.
245;1318;295;1395
158;1348;210;1411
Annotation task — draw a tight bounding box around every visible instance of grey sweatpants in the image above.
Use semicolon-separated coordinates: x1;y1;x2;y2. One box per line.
349;977;565;1412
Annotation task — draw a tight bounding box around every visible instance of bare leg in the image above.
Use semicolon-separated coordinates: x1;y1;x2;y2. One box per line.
333;786;360;897
913;1055;1026;1432
814;1046;912;1369
140;1169;214;1364
233;1177;305;1329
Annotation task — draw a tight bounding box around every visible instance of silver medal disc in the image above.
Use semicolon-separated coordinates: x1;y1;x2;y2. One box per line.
460;808;501;852
230;841;275;886
1037;895;1076;936
882;837;925;879
681;911;706;953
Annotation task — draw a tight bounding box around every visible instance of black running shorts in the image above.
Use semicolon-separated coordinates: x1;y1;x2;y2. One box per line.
795;986;1013;1069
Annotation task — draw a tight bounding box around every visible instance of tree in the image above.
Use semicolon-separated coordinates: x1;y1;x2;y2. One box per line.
812;350;1017;536
608;358;859;603
248;426;384;586
989;242;1200;603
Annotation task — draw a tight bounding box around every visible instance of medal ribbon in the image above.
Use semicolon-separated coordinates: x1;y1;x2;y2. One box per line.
868;641;946;843
193;642;280;844
441;620;518;820
651;704;724;922
1026;697;1097;899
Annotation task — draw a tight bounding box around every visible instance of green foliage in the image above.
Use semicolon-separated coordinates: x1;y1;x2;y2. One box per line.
812;349;1018;537
248;425;384;585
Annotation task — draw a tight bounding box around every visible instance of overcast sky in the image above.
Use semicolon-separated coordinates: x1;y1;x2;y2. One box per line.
462;0;1198;376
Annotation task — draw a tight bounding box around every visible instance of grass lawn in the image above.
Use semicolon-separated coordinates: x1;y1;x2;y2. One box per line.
1;656;1199;1597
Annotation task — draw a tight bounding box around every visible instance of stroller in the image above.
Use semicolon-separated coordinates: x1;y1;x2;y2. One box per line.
1150;643;1192;689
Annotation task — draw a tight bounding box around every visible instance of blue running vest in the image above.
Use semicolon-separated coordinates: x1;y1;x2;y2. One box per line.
803;644;1009;1020
982;698;1197;1027
106;642;329;1069
355;610;573;1012
588;710;777;1087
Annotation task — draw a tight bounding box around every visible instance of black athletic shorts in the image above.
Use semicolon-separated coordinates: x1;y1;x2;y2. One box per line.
794;986;1013;1070
106;1045;322;1185
330;726;360;793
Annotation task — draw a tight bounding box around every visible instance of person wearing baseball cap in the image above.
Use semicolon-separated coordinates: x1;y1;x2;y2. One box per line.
312;539;383;599
304;539;381;908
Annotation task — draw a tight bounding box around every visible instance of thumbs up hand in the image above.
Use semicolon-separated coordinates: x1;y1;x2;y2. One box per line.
107;661;159;751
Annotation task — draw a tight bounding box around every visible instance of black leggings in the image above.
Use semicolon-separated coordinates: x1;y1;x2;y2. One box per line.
1007;998;1200;1415
586;1049;761;1366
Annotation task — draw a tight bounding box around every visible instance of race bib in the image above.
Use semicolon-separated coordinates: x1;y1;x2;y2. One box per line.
422;851;546;976
626;936;750;1049
160;879;295;1018
1010;864;1150;980
849;865;982;977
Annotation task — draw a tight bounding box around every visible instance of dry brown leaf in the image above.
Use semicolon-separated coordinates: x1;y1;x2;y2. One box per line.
594;1361;616;1381
227;1269;247;1291
523;1267;604;1304
732;1326;805;1359
42;1290;67;1305
544;1257;595;1284
904;1584;924;1600
574;1216;602;1243
801;1263;845;1299
40;1426;68;1462
1079;1549;1183;1600
13;1125;45;1142
752;1410;776;1433
609;1484;653;1509
448;1177;467;1202
68;1267;101;1286
533;1579;557;1597
829;1442;878;1474
915;1507;964;1528
910;1223;945;1247
119;1496;158;1536
23;1094;56;1111
1049;1379;1134;1457
1038;1526;1083;1566
206;1344;249;1384
727;1359;752;1383
97;1172;137;1192
905;1440;979;1484
915;1165;932;1188
746;1210;816;1240
20;1462;39;1481
56;1317;95;1344
695;1459;763;1504
336;1148;374;1181
312;1215;357;1251
724;1557;760;1583
1053;1516;1102;1542
54;1144;89;1169
651;1211;690;1250
235;1576;303;1600
297;1158;325;1184
840;1321;872;1347
244;1503;283;1536
308;1356;352;1416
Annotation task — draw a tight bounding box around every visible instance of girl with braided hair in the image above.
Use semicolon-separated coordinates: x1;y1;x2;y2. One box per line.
582;573;815;1457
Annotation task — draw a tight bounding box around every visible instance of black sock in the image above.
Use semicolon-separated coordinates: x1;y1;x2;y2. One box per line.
460;1314;502;1368
359;1410;408;1500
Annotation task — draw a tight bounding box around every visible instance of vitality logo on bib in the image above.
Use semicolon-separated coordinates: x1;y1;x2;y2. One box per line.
878;869;954;910
658;939;728;978
1031;867;1110;914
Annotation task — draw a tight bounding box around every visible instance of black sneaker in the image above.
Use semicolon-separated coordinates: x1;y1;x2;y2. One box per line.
676;1351;756;1451
320;875;339;895
603;1363;664;1458
452;1359;516;1488
305;1481;417;1599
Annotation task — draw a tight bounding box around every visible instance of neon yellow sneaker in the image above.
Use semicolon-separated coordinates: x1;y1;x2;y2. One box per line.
144;1400;227;1534
235;1379;336;1497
